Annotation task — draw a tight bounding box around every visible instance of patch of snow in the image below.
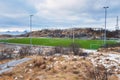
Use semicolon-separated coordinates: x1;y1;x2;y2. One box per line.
83;49;97;54
107;54;120;62
89;52;120;74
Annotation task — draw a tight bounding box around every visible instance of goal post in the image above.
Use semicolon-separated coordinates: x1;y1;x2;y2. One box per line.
90;44;101;49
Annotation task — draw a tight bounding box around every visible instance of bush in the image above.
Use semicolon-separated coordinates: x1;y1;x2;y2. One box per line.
54;46;64;54
18;46;31;58
69;43;81;55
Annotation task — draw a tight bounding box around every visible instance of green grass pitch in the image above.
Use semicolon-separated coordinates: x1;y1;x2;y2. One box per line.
0;38;116;49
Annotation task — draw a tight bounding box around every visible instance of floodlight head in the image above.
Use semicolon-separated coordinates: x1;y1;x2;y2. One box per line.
30;15;33;17
103;6;109;8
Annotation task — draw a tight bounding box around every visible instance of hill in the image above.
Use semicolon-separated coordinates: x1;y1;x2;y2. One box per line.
25;28;120;39
0;28;119;39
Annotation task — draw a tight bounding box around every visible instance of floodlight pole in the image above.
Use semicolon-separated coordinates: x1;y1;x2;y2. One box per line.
116;16;120;38
116;16;119;30
72;28;75;43
103;7;109;47
30;15;33;47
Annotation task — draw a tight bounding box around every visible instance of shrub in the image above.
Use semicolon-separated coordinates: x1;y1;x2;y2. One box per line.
69;42;81;55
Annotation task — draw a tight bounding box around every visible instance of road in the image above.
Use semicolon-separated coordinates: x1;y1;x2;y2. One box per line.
0;58;31;74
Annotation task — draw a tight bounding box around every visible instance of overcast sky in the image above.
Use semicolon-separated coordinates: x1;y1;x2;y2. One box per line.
0;0;120;31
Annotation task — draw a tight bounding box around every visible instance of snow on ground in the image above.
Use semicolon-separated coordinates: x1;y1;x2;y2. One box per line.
82;49;97;54
88;52;120;75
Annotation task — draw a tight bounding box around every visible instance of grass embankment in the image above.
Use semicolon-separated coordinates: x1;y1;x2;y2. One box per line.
0;38;116;49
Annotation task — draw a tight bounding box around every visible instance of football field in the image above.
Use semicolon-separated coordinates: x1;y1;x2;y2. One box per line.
0;37;116;49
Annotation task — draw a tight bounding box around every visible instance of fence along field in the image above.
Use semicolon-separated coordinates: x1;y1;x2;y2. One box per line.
0;38;116;49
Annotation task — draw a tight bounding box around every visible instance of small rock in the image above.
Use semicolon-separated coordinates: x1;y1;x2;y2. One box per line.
73;70;80;74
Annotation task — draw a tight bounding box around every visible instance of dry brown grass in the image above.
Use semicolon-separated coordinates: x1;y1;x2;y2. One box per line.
0;59;12;65
0;55;119;80
98;47;120;54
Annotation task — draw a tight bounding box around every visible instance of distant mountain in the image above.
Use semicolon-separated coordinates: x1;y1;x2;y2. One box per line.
0;31;27;35
24;30;28;33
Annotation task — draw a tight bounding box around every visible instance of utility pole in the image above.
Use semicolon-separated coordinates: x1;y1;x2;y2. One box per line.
30;15;33;47
103;7;109;47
